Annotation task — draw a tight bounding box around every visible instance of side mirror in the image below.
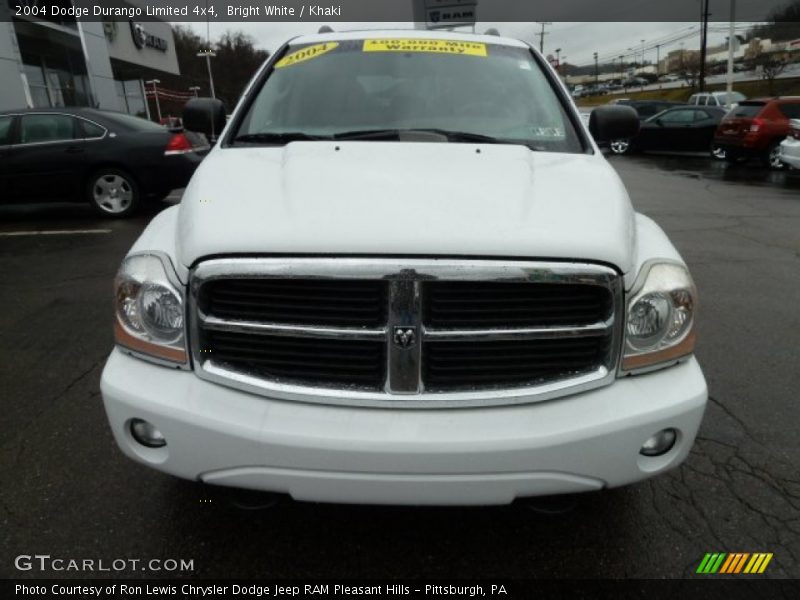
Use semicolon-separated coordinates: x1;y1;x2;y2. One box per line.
589;105;640;142
183;98;227;140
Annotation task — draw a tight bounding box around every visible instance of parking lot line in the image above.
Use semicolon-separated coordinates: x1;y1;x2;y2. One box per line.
0;229;112;237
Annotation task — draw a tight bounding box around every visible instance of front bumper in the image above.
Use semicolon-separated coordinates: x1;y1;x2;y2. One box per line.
779;138;800;169
100;349;707;505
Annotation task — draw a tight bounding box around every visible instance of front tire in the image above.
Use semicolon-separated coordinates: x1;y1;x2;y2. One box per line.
609;139;631;155
711;144;727;160
87;168;139;217
762;142;786;170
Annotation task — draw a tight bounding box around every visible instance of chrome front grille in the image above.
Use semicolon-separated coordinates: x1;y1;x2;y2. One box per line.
190;258;623;408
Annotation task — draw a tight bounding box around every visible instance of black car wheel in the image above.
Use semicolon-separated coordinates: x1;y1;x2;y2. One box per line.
763;143;786;170
87;169;139;217
609;139;631;155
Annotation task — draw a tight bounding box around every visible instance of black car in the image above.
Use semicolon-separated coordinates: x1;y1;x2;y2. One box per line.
609;106;729;156
0;108;208;217
615;99;687;120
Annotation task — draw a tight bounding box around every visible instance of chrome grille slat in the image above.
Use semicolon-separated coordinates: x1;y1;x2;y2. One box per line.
189;258;623;408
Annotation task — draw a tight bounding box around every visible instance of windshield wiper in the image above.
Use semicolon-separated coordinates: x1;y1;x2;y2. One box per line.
332;128;541;149
231;132;330;145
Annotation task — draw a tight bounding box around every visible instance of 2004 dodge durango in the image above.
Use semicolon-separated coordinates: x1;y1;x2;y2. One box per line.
100;30;708;505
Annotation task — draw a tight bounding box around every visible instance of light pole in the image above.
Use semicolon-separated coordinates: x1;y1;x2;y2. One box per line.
593;52;599;86
145;79;161;122
197;49;217;99
189;86;201;97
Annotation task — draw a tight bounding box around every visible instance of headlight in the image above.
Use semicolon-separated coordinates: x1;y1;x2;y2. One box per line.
622;262;697;372
113;253;187;364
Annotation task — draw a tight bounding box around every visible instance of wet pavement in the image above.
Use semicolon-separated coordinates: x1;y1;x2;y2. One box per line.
0;156;798;579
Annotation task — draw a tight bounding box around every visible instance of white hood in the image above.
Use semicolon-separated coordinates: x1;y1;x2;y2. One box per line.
177;142;636;273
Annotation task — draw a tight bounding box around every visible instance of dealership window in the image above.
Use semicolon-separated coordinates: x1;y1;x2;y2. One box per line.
116;80;147;118
24;63;51;108
19;47;91;108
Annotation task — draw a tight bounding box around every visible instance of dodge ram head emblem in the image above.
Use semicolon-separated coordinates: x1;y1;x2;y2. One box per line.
393;326;417;349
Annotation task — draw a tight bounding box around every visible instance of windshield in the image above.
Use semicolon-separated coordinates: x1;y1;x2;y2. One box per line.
233;38;582;152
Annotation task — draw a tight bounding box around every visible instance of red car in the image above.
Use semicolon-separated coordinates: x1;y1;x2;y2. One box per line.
713;96;800;169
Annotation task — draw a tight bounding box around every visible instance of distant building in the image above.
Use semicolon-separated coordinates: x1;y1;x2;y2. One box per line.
0;1;179;115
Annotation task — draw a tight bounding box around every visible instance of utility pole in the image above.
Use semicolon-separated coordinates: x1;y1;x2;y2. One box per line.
536;22;551;54
699;0;711;91
145;79;161;122
641;39;646;69
726;0;736;105
594;52;599;86
656;44;661;75
197;49;217;99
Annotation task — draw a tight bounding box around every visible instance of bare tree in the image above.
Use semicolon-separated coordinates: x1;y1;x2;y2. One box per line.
749;51;790;95
677;52;702;89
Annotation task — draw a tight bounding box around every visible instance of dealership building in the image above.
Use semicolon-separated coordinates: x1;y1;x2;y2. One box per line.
0;1;179;116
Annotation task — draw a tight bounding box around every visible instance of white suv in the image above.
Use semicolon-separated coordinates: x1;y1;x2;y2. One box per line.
688;91;746;109
100;31;707;505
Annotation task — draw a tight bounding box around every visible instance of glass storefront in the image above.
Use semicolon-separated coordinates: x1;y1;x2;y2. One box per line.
15;21;92;108
115;79;147;117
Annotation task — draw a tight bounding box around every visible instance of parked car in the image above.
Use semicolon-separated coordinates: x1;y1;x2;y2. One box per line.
100;30;706;506
615;99;687;120
688;91;746;109
623;77;649;88
778;119;800;169
609;106;728;155
714;97;800;168
0;108;209;217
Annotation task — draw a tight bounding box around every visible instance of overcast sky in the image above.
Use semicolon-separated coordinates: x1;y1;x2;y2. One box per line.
178;21;753;68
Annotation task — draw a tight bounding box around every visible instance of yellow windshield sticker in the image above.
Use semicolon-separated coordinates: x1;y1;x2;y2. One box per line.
275;42;339;68
363;39;487;57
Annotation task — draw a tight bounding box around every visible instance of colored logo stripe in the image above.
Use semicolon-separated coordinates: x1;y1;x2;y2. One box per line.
697;553;726;573
698;552;773;574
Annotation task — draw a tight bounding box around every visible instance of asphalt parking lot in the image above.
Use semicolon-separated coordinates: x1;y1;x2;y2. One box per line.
1;158;799;580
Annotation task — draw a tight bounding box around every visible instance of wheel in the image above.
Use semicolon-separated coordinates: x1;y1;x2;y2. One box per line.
609;139;631;155
724;152;746;165
762;142;786;170
711;144;727;160
87;168;139;217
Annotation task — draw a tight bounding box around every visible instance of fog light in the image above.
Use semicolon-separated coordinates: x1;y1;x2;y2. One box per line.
639;428;677;457
130;419;166;448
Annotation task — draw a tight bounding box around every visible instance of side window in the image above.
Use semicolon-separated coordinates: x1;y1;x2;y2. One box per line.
0;116;13;145
778;103;800;119
694;110;712;122
19;114;77;144
660;109;697;124
688;95;698;105
80;119;106;139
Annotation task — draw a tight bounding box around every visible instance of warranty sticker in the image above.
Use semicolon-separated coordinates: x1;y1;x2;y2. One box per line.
275;42;339;68
363;39;487;57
